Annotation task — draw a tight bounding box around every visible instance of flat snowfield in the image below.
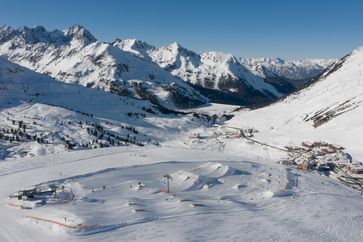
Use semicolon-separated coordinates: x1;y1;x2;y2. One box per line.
182;103;240;115
1;146;363;242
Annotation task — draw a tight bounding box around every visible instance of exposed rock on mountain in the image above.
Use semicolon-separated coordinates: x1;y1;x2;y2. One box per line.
114;40;295;105
0;25;206;110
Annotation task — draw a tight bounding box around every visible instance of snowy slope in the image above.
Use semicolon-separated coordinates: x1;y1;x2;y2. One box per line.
112;38;156;60
114;40;295;105
1;146;363;242
0;57;214;159
228;47;363;159
1;27;363;242
0;25;207;109
241;57;336;88
1;68;363;241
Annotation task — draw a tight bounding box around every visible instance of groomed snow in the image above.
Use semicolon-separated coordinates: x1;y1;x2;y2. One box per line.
1;146;363;242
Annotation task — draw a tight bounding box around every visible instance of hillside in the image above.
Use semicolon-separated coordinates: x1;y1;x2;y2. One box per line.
0;57;215;159
227;47;363;159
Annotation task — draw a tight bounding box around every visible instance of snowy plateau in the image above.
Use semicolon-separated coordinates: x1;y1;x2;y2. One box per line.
0;25;363;242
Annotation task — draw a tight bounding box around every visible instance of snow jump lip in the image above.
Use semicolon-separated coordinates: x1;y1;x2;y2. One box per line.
169;162;250;191
191;162;251;178
170;169;221;191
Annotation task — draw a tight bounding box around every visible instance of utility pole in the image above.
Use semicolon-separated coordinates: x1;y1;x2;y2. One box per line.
295;174;301;188
163;174;171;193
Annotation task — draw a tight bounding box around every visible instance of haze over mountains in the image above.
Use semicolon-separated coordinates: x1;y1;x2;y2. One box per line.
241;57;336;88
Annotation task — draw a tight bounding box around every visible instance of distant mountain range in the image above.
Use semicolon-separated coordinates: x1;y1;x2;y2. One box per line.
240;57;336;88
0;24;334;107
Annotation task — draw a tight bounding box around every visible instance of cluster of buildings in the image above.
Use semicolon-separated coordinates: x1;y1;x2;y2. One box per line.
8;182;72;209
281;141;363;176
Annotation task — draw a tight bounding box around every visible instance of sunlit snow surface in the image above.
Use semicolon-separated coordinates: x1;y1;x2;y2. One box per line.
1;146;363;242
1;28;363;241
228;47;363;160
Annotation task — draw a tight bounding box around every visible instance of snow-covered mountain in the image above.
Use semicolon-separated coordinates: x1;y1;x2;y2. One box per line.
2;25;363;242
228;46;363;158
0;25;207;110
2;47;363;239
0;56;216;159
241;57;336;88
114;39;295;105
2;25;338;108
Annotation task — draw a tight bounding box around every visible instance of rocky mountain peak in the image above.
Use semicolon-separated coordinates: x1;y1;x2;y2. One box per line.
64;24;97;44
0;25;16;42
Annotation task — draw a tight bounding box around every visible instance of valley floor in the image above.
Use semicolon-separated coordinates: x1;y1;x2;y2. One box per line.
1;145;363;242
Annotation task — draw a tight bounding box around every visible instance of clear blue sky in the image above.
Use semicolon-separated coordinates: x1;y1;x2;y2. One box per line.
1;0;363;59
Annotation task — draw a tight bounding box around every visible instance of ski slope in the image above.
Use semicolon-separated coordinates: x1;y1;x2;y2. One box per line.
1;146;363;242
227;46;363;160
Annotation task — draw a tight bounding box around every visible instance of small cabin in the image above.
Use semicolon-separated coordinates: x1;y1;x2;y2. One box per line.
330;144;345;151
348;164;363;174
321;148;334;154
313;141;328;148
280;159;293;166
297;162;309;171
301;142;313;148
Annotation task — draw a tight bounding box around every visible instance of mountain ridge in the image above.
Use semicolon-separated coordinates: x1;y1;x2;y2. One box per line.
0;25;208;110
0;24;338;110
0;24;325;108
